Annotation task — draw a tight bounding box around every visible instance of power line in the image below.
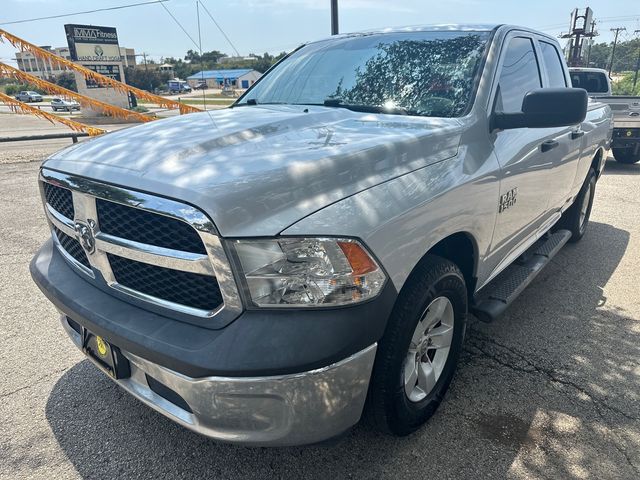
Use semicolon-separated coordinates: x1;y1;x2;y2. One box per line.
159;2;200;50
538;15;640;33
0;0;169;26
198;1;241;57
538;14;640;30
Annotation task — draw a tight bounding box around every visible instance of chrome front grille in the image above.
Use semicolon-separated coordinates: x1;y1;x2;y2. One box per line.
39;169;242;326
107;254;223;311
44;183;74;219
96;198;207;254
52;225;90;269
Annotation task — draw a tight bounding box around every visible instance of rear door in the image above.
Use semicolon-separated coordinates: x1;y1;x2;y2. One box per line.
535;38;583;212
489;34;555;270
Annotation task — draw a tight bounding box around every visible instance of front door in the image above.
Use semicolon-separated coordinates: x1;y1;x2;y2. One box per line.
488;35;557;273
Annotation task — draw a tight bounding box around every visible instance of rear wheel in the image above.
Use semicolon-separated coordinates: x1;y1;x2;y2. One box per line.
557;168;596;243
613;148;640;164
368;255;467;436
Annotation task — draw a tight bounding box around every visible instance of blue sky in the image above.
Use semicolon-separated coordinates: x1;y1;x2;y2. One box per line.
1;0;639;65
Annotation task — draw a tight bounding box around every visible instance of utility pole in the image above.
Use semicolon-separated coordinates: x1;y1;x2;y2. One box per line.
633;30;640;94
609;27;626;75
331;0;339;35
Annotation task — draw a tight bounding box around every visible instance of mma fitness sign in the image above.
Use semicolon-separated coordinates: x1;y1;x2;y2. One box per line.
65;24;122;62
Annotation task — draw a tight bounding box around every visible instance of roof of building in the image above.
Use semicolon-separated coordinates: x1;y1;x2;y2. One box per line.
187;68;256;80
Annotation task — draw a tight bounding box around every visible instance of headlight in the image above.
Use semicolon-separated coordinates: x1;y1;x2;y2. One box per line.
232;238;386;307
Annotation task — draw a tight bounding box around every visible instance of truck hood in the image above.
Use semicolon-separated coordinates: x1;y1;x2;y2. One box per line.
44;105;462;236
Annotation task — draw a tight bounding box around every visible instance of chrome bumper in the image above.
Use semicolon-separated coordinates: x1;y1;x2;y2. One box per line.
61;315;377;446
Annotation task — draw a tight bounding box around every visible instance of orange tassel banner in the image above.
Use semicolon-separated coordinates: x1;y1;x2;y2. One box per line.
0;28;202;114
0;62;154;123
0;92;106;136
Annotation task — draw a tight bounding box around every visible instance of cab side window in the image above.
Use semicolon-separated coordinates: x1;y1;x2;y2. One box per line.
495;37;542;113
540;41;567;88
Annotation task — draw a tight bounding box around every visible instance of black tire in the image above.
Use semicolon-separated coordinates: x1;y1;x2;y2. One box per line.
367;255;468;436
557;168;596;243
613;148;640;164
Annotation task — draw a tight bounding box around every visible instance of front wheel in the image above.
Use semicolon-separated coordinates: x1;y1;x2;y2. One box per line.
367;255;467;436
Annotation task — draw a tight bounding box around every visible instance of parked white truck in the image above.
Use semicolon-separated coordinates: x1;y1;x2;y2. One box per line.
569;67;640;164
31;24;613;446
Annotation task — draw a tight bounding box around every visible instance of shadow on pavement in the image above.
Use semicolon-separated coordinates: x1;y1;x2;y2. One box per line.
602;158;640;176
45;221;638;479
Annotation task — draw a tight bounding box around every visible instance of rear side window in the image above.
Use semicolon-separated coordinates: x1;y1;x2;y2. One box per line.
495;37;542;113
540;41;567;87
570;71;609;93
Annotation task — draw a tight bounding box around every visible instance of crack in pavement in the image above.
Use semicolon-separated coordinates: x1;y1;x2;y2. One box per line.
465;330;640;474
0;366;70;400
467;329;639;422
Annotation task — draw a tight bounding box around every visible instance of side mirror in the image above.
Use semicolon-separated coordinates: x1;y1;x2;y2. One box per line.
493;88;588;130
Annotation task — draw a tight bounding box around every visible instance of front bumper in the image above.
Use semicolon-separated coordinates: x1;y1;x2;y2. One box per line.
61;315;376;446
31;239;395;445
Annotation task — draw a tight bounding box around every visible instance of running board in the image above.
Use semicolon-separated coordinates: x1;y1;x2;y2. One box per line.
471;230;571;323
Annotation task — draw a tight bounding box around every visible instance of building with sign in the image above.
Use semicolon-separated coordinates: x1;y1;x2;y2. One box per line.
186;69;262;89
14;46;136;79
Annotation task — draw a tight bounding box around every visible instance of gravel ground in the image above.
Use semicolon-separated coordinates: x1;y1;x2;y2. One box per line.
0;138;639;479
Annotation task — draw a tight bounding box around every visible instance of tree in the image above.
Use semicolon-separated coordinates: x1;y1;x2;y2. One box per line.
612;71;640;95
3;82;39;95
184;49;225;67
123;67;172;92
163;48;290;82
52;72;77;92
583;38;640;72
332;35;488;117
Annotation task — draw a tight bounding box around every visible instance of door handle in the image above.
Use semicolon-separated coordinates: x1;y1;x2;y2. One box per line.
540;139;559;152
571;130;585;140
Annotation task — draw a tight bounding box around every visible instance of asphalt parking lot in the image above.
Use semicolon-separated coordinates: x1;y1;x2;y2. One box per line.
1;122;639;479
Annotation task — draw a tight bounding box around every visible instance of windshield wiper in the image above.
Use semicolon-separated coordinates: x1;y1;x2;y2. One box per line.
234;99;290;107
321;98;419;116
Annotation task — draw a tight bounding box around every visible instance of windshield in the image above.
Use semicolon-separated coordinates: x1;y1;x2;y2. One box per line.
237;31;491;117
570;71;609;93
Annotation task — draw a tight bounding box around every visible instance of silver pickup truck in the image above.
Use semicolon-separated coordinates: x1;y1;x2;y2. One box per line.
31;24;612;446
569;67;640;164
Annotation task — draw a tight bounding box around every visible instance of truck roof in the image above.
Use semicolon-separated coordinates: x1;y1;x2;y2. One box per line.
568;67;609;75
309;24;560;44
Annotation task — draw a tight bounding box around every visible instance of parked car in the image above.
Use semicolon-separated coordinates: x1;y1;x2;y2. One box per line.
50;98;81;112
15;90;43;102
167;80;192;94
31;24;612;447
193;81;208;90
570;67;640;164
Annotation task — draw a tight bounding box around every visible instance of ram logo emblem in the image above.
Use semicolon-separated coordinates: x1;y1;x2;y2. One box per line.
75;221;96;254
499;188;518;213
